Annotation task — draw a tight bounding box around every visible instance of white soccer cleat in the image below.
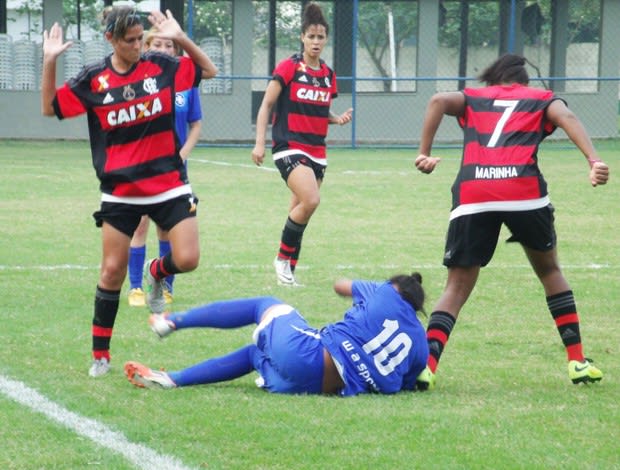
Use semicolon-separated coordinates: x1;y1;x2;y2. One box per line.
88;358;110;377
149;313;176;338
273;257;300;286
143;259;166;314
124;361;176;389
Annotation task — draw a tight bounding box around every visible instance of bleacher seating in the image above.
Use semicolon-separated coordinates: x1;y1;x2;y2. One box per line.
63;39;85;82
12;39;38;90
0;36;113;90
199;36;231;95
0;34;12;89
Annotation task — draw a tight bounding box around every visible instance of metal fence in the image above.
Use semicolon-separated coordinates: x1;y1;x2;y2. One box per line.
1;0;618;145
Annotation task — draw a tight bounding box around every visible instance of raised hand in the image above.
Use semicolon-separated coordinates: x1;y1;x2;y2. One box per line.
42;23;73;59
148;10;183;41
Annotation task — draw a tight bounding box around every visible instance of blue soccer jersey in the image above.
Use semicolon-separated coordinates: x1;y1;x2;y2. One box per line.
321;281;429;396
174;87;202;145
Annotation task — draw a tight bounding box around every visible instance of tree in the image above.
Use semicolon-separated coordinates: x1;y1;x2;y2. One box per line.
357;2;418;91
439;1;499;48
567;0;600;43
62;0;106;40
12;0;42;41
252;1;333;52
192;1;233;45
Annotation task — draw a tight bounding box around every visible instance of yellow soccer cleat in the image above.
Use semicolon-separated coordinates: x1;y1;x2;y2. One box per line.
568;358;603;384
163;287;173;305
416;366;436;391
127;288;146;307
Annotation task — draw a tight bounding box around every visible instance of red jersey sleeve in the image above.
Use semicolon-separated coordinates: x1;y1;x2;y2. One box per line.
53;83;88;119
329;69;338;99
272;57;295;87
175;56;201;92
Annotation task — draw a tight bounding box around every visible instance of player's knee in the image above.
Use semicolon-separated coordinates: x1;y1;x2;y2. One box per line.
308;193;320;210
299;194;320;215
99;262;126;289
173;252;200;272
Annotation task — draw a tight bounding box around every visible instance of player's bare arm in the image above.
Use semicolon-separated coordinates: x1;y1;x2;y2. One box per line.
148;9;218;79
41;23;73;116
252;80;282;166
546;99;610;186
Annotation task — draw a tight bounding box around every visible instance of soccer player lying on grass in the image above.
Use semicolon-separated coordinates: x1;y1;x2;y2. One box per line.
125;273;429;395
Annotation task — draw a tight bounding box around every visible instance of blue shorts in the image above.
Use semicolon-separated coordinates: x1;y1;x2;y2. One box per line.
252;309;324;394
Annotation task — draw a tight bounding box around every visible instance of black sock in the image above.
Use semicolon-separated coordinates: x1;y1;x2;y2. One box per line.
92;285;120;360
426;311;456;373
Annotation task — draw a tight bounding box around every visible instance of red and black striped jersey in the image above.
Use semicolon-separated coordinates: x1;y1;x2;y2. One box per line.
271;53;338;161
450;84;563;218
53;52;201;201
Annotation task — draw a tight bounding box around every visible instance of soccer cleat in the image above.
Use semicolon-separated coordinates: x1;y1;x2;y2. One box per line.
273;256;300;286
568;358;603;384
163;287;173;305
124;361;176;389
88;358;110;377
127;288;146;307
415;366;436;391
149;313;176;338
143;259;166;314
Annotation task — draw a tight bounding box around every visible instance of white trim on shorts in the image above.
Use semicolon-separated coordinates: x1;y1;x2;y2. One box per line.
449;196;550;221
100;185;193;205
252;304;295;344
272;149;327;166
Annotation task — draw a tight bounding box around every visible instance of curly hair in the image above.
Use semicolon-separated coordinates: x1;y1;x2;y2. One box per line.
478;53;530;86
302;2;329;35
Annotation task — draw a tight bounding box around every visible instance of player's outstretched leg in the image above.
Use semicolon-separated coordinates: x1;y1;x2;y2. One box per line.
125;361;177;389
150;297;285;340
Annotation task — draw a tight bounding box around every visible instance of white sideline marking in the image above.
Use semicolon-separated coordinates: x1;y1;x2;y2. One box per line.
191;158;277;171
0;264;95;271
0;374;194;470
0;263;613;272
191;157;411;175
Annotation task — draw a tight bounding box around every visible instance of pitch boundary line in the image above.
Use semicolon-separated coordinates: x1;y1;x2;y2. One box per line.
0;374;194;470
191;158;277;171
189;157;414;175
0;263;614;272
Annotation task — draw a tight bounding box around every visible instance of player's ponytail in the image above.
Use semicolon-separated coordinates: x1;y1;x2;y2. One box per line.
389;272;425;314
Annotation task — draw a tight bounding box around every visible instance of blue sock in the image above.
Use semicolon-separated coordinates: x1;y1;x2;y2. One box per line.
168;297;283;330
158;239;174;292
168;345;257;386
128;246;146;289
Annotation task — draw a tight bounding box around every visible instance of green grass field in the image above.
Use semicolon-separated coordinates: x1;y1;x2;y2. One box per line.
1;140;619;469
